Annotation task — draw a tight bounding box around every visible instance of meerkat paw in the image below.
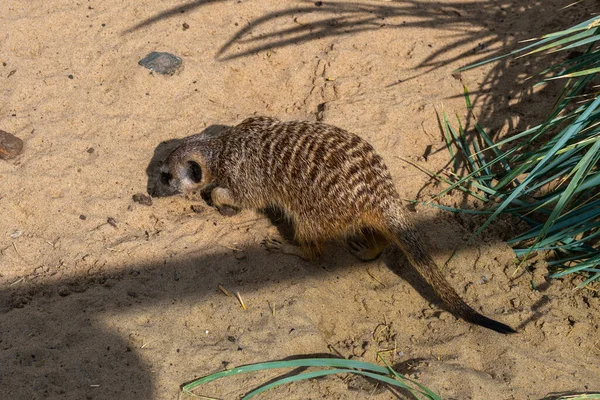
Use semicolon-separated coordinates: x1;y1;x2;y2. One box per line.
217;204;241;217
211;187;241;217
347;236;384;262
261;238;309;260
261;238;284;251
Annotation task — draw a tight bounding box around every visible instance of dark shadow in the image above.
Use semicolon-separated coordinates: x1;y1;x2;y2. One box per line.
261;206;297;243
0;233;500;398
515;294;550;332
384;247;441;310
214;0;519;63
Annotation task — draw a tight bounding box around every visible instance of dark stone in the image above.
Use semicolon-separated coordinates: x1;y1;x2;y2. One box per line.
132;193;153;206
138;52;182;75
0;130;23;160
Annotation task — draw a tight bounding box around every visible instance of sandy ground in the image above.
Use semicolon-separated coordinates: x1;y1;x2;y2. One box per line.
1;0;599;399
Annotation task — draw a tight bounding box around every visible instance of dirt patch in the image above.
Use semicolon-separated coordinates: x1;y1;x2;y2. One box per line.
1;0;598;399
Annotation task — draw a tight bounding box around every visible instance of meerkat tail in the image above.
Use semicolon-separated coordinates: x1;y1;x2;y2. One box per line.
381;202;517;334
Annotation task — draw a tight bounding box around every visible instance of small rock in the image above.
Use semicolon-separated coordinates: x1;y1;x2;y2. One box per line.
0;130;23;159
138;52;182;75
182;22;190;30
191;204;204;214
10;230;22;238
107;217;118;227
132;193;153;206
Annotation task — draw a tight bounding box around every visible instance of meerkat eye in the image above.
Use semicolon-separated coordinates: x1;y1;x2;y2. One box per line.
160;172;173;185
188;161;202;183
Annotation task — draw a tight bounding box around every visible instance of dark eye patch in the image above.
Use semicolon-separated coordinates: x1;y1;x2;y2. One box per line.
160;172;173;185
188;161;202;183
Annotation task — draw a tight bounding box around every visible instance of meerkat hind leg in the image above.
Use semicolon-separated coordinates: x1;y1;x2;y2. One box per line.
347;229;389;261
211;187;241;216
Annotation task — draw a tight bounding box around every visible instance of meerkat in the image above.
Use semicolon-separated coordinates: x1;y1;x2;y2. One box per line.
158;116;516;334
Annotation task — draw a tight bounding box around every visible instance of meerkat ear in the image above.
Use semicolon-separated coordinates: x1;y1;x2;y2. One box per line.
188;161;203;183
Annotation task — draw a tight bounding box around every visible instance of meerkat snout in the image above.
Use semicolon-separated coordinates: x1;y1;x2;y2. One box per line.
153;140;215;198
159;169;173;186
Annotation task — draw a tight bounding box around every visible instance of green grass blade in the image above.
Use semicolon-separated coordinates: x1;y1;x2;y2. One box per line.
577;273;600;287
182;358;391;392
553;33;600;52
519;29;595;56
441;112;457;170
549;66;600;79
535;131;600;242
242;369;439;400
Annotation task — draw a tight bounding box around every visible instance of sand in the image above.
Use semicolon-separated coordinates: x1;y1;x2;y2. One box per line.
1;0;599;399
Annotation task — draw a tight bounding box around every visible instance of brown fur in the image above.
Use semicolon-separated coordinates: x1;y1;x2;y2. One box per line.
159;116;516;334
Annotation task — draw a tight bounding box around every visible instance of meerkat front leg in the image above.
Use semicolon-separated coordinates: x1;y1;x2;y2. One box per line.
261;238;322;261
210;187;241;217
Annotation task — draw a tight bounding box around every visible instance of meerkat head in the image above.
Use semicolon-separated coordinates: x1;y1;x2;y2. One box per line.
157;143;215;196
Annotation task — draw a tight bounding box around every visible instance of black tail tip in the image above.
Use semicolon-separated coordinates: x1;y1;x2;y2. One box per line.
472;315;517;334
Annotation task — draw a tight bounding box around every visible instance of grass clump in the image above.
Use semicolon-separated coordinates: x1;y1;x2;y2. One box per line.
438;15;600;286
180;357;440;400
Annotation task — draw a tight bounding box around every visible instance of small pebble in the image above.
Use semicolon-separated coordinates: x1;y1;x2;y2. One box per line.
87;147;94;154
10;230;22;238
191;204;204;213
138;52;182;75
132;193;153;206
0;130;23;159
79;215;87;220
107;217;118;227
182;22;190;30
